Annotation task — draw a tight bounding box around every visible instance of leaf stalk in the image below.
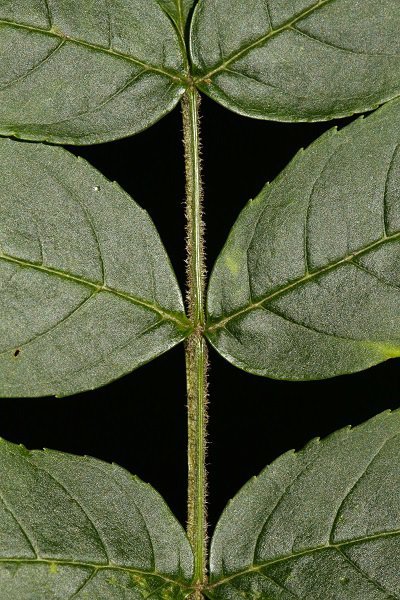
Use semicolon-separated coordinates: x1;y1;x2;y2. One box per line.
182;86;208;596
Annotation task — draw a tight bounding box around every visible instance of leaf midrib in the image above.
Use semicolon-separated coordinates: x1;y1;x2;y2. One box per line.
0;19;188;84
0;252;190;331
194;0;337;83
207;527;400;590
0;557;190;590
206;231;400;333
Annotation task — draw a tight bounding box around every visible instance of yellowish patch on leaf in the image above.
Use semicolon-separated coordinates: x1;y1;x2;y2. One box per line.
367;342;400;359
225;254;239;275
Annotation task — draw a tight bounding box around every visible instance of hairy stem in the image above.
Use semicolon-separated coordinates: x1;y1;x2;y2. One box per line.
182;86;208;595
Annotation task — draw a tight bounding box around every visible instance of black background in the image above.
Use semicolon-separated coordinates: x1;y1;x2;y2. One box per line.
1;94;399;536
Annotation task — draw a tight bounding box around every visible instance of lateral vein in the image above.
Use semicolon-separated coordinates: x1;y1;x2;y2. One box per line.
208;528;400;590
0;557;189;589
0;19;187;84
207;231;400;332
195;0;337;82
0;252;189;329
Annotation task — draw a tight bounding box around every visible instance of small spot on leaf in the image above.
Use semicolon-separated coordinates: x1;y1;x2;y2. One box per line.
13;349;21;358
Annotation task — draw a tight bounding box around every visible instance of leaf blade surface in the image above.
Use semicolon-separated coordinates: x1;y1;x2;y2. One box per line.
206;99;400;380
0;139;190;398
0;1;188;144
191;0;400;122
207;409;400;600
0;438;193;599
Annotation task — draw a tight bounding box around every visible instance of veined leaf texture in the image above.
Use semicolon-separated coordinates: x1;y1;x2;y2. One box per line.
207;99;400;379
0;139;190;397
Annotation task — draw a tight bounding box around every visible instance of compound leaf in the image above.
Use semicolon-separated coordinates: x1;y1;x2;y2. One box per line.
0;0;189;145
206;99;400;380
206;409;400;600
0;438;193;599
191;0;400;122
0;138;191;398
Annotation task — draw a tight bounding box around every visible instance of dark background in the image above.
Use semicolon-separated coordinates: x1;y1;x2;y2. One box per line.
1;95;398;535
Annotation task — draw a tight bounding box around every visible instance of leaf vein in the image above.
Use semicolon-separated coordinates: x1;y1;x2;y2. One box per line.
0;19;185;83
263;0;273;31
104;0;112;50
257;569;301;599
0;291;97;357
292;26;400;58
0;40;65;92
0;252;188;328
1;319;165;393
43;0;53;28
303;136;349;275
0;494;38;558
74;460;157;571
68;568;98;600
259;304;366;344
144;581;172;599
207;231;400;332
195;0;337;82
329;435;398;545
208;528;400;590
0;558;187;588
224;67;310;101
252;456;315;563
383;143;400;237
5;446;111;564
350;260;400;293
142;223;157;304
335;547;398;599
21;153;106;284
176;0;185;31
40;70;145;130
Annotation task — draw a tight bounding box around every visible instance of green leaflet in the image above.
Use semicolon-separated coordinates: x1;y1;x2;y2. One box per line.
0;138;191;398
0;0;188;145
190;0;400;122
157;0;196;34
206;98;400;380
206;409;400;600
0;438;193;599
